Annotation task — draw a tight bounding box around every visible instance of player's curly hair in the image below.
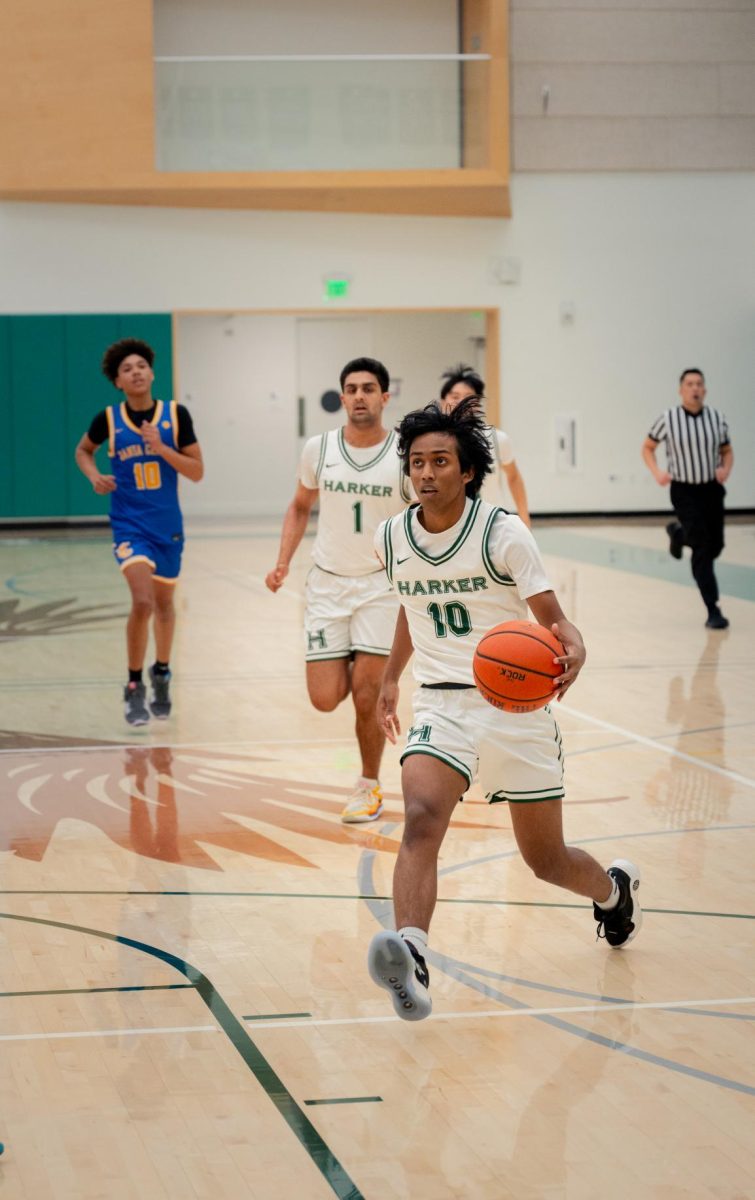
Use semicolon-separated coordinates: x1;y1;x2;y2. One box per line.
439;363;485;400
101;338;155;384
396;398;493;499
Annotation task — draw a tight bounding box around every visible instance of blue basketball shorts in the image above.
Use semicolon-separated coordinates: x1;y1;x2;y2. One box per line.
111;527;184;584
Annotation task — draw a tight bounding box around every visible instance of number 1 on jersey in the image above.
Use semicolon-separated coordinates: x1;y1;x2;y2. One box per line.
352;501;363;533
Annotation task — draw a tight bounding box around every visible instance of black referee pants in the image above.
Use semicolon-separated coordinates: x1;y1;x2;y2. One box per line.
670;480;725;611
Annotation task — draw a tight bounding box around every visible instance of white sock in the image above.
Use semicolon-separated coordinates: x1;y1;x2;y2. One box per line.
399;926;428;957
597;876;620;911
358;776;380;790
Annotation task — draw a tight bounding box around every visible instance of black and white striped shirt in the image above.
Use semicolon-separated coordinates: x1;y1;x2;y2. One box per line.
648;406;730;484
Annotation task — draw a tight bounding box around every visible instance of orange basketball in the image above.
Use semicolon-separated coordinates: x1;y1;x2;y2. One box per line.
473;620;565;713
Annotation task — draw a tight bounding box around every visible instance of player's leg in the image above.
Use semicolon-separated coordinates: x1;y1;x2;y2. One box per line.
147;541;183;719
340;582;398;823
150;577;178;718
393;753;461;932
121;560;155;725
694;483;728;628
305;659;351;711
482;701;641;947
368;753;461;1021
303;566;352;710
509;800;641;947
340;651;386;823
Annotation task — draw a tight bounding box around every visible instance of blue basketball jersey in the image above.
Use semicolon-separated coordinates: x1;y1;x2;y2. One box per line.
106;400;183;540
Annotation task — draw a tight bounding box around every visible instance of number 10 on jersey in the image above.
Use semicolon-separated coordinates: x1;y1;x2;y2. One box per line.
133;462;162;490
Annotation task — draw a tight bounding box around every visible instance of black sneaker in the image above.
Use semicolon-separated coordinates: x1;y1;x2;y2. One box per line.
148;666;172;719
594;859;642;947
705;607;729;631
665;520;684;560
368;931;432;1021
124;681;150;726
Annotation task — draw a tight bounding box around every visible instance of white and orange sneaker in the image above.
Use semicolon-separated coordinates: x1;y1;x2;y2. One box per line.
340;780;384;824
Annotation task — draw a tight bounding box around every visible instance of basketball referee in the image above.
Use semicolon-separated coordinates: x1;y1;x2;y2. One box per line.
642;368;734;630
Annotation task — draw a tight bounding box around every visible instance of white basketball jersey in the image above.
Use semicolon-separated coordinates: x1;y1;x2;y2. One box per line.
479;426;515;506
300;428;410;577
376;497;551;685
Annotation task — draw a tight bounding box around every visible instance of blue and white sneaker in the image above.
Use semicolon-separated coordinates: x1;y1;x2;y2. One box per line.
368;931;432;1021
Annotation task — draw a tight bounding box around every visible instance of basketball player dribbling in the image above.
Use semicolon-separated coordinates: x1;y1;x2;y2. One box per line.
367;400;641;1021
74;339;204;727
265;357;411;824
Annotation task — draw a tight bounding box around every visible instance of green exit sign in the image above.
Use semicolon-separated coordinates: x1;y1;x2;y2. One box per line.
324;276;351;300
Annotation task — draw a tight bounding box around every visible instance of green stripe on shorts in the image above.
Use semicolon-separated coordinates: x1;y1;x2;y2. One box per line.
400;745;472;788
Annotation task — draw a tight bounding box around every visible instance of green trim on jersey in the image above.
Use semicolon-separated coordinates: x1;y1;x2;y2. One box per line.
337;428;396;472
482;507;515;585
314;433;328;484
404;497;481;566
383;518;395;585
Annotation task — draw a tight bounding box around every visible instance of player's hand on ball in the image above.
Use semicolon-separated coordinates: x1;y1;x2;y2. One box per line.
92;474;116;494
265;564;288;592
551;621;586;699
377;681;401;744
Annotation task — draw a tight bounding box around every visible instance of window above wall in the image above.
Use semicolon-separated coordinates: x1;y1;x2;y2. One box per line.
0;0;510;217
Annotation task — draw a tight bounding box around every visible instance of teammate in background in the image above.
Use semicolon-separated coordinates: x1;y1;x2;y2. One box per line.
440;364;531;526
642;368;733;630
74;339;203;726
367;400;641;1021
265;357;410;824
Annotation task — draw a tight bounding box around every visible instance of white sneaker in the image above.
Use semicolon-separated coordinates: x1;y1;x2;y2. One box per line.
340;782;383;824
368;931;432;1021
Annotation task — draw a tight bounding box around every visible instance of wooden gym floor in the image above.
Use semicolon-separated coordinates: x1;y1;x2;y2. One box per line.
1;517;753;1199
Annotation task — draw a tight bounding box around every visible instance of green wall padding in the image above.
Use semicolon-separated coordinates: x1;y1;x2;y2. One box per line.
0;320;12;516
0;314;174;520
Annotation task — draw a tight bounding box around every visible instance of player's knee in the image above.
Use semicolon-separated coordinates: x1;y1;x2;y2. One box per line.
154;596;175;620
352;680;380;719
308;686;343;713
130;595;154;620
403;798;445;849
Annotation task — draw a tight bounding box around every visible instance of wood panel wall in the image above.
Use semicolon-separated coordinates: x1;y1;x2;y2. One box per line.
0;0;510;217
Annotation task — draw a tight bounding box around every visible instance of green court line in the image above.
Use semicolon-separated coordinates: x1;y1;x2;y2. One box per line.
0;983;194;999
1;891;752;920
535;528;755;603
0;911;365;1200
305;1097;382;1106
244;1011;312;1021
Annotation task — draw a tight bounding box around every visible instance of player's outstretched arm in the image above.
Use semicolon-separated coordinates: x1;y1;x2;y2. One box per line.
528;590;586;700
377;607;414;743
265;483;318;593
74;433;116;494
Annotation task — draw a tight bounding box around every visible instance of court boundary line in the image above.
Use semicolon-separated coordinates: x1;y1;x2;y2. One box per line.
232;995;755;1031
564;704;755;789
0;911;365;1200
0;1024;218;1043
359;830;755;1098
